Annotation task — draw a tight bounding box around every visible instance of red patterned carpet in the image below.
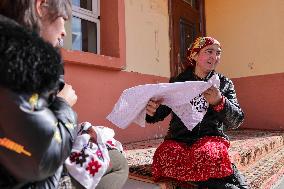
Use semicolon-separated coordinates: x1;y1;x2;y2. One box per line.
124;129;284;189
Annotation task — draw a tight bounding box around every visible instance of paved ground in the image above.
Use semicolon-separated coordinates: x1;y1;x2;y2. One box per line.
123;179;160;189
274;177;284;189
123;177;284;189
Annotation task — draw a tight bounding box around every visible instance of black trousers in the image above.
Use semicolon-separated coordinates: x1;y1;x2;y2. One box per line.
197;164;250;189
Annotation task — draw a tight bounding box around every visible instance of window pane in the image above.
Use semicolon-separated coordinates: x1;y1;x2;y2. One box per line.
72;0;92;11
183;0;196;8
72;16;97;53
180;18;196;64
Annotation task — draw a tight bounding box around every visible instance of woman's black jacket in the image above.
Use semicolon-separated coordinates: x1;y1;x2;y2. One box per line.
146;68;245;145
0;15;77;188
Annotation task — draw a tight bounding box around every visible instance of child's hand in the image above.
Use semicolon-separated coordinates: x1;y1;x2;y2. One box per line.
57;83;77;107
87;127;97;143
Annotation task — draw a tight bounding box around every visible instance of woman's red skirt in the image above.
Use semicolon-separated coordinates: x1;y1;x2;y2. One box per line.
152;136;233;182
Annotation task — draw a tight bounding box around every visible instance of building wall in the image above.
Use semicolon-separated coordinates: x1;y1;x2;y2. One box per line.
64;64;169;143
205;0;284;78
63;0;284;144
124;0;170;77
205;0;284;130
64;0;171;143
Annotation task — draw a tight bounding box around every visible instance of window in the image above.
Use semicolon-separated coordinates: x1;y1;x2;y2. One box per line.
183;0;197;8
62;0;125;70
71;0;100;54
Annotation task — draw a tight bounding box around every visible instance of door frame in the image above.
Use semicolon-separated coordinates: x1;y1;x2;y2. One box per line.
168;0;206;77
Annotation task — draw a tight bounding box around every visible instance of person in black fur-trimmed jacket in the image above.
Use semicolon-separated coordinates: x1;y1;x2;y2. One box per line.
0;0;129;188
0;14;78;189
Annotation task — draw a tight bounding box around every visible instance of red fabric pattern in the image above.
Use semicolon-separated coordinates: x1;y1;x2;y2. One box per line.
152;136;233;182
86;158;102;176
106;140;115;147
69;152;80;163
213;95;225;112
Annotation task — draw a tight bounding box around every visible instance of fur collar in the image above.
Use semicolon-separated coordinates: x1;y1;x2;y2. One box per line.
0;14;63;94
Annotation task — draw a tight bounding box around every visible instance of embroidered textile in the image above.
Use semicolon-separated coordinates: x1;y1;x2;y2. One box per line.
65;122;124;189
107;74;220;130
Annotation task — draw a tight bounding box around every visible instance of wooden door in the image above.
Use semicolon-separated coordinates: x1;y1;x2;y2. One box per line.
169;0;205;77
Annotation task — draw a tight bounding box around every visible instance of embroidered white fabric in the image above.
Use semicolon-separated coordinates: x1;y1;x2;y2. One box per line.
107;74;220;131
65;122;124;189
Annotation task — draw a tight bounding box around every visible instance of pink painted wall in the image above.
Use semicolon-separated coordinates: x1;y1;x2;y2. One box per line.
64;63;284;143
64;63;169;143
232;73;284;131
61;0;284;144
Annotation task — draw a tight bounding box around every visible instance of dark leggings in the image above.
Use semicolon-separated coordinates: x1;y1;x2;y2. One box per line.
71;149;129;189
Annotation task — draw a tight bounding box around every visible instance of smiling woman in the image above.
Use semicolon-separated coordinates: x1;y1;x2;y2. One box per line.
192;47;222;82
145;37;249;188
0;9;78;189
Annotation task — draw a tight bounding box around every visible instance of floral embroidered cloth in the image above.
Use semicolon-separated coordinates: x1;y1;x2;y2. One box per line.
107;74;220;130
65;122;124;189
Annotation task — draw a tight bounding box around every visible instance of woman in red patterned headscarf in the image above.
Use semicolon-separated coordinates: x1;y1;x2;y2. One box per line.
146;37;249;188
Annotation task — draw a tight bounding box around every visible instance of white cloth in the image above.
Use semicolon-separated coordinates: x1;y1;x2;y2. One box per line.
65;122;124;189
107;74;220;130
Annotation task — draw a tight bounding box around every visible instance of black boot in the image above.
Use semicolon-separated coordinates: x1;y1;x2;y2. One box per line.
227;164;250;189
198;178;239;189
196;164;249;189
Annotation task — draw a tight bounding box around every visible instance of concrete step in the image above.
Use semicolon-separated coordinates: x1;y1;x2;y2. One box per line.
243;146;284;189
228;129;284;171
124;129;284;188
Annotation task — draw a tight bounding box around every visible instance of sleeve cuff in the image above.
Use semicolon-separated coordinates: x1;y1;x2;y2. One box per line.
213;96;225;112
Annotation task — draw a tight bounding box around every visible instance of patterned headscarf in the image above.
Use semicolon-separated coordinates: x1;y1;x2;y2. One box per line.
187;37;221;66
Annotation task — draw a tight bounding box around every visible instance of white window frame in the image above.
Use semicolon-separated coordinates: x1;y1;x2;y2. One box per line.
72;0;100;54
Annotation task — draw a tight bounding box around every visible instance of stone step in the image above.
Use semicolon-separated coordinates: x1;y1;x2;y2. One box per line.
228;129;284;171
124;129;284;188
243;146;284;189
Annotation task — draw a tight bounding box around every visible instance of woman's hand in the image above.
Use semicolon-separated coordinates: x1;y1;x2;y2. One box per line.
203;86;222;105
146;99;163;116
57;83;77;107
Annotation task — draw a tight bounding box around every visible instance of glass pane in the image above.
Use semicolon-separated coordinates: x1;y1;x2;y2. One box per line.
72;16;97;53
72;0;92;11
183;0;196;8
180;18;196;64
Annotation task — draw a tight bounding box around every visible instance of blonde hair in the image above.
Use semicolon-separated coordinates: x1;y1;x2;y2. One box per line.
0;0;71;32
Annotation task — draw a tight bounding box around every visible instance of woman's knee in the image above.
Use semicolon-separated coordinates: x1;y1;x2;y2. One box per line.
108;149;129;174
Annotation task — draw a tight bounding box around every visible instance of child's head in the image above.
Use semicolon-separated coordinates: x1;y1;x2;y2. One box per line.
0;0;71;47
